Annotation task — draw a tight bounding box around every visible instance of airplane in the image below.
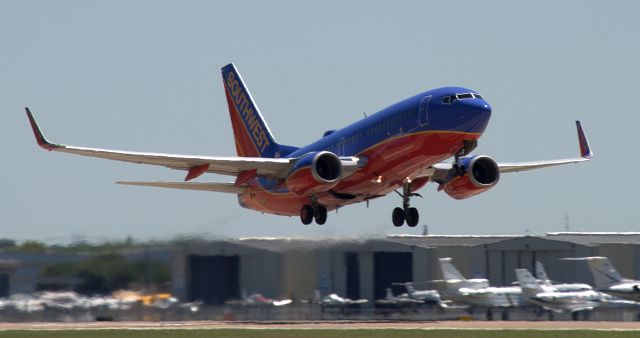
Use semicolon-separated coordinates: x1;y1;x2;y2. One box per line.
438;258;523;308
392;282;466;309
391;282;443;304
311;290;368;307
516;268;600;314
25;63;593;226
226;291;292;307
534;261;592;292
515;268;639;315
375;288;425;308
567;257;640;301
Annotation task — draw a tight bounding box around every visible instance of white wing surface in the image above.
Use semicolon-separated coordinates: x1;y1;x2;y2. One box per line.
26;108;292;179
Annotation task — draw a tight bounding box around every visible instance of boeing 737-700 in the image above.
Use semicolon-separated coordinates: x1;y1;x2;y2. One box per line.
26;63;593;226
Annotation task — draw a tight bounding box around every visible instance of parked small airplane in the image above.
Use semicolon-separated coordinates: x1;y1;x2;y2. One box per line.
534;261;592;292
375;288;425;307
516;268;601;313
392;282;443;304
311;290;368;306
438;258;523;308
226;292;292;307
516;268;639;317
26;63;593;226
568;257;640;301
392;282;466;309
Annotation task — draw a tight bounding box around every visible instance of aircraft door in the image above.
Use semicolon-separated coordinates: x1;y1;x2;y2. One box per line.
419;96;431;126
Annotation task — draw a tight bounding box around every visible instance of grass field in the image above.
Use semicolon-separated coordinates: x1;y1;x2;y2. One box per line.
0;330;636;338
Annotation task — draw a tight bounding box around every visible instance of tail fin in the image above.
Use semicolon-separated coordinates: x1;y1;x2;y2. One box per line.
535;261;551;286
405;283;415;294
439;258;466;281
221;63;280;158
386;288;394;299
584;257;624;288
515;268;544;296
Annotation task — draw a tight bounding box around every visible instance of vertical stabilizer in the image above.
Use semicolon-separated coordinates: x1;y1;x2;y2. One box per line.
515;268;544;296
439;258;466;281
585;257;624;288
405;283;415;294
385;288;394;299
221;63;281;158
535;261;552;286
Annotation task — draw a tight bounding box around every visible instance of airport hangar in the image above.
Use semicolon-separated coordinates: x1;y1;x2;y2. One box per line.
167;232;640;305
0;232;639;303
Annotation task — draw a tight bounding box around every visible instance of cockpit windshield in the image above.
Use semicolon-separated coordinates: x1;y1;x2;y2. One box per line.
442;92;483;104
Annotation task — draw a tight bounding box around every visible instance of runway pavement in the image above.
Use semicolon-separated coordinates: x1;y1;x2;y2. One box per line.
1;320;640;331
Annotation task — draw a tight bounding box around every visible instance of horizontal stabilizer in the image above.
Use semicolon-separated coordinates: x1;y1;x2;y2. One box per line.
117;181;245;194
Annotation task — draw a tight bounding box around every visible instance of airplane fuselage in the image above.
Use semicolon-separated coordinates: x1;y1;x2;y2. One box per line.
240;87;492;216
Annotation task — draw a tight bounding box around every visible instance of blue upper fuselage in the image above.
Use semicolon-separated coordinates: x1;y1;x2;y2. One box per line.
286;87;492;159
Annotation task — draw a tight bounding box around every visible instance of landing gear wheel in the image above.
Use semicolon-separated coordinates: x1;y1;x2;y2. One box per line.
405;207;419;227
392;207;405;227
314;206;327;225
300;205;314;225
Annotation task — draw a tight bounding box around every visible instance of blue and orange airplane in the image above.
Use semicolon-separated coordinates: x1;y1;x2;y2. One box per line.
26;63;592;227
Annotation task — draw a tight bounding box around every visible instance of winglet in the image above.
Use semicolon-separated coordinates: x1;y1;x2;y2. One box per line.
576;121;593;159
25;107;59;151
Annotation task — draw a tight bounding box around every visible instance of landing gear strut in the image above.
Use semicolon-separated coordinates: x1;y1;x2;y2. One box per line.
392;182;421;227
300;200;327;225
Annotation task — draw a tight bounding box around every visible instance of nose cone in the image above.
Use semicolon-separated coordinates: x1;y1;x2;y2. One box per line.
459;99;491;133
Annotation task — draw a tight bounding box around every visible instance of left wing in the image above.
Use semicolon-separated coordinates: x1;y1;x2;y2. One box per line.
26;108;292;180
419;121;592;179
496;120;592;173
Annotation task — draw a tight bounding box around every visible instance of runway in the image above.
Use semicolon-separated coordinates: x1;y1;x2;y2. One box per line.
1;320;640;331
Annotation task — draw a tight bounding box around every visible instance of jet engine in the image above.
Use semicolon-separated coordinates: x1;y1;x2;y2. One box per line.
285;151;343;195
442;155;500;200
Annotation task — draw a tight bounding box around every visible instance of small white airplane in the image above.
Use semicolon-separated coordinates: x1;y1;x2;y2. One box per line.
375;288;425;307
312;291;368;306
534;261;593;292
516;268;602;313
391;282;442;304
226;291;292;307
438;258;523;308
567;256;640;301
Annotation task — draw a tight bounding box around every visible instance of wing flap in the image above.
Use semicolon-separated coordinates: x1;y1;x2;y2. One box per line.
117;181;246;194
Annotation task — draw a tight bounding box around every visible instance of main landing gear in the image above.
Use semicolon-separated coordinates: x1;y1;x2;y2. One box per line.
300;204;327;225
392;182;421;227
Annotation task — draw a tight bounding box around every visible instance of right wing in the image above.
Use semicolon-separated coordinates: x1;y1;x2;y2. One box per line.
26;108;292;179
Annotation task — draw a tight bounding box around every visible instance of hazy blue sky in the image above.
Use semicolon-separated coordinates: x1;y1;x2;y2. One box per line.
2;1;638;243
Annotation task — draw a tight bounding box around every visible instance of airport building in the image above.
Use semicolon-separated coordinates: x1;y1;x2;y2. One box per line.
2;232;640;307
170;232;640;305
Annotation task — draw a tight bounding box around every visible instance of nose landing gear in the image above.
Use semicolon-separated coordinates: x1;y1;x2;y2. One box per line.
392;182;421;227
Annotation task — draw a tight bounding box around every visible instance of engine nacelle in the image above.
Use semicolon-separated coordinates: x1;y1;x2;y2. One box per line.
285;151;342;195
443;155;500;200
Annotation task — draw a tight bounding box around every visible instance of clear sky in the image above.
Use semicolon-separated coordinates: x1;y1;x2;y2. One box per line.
2;1;638;243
